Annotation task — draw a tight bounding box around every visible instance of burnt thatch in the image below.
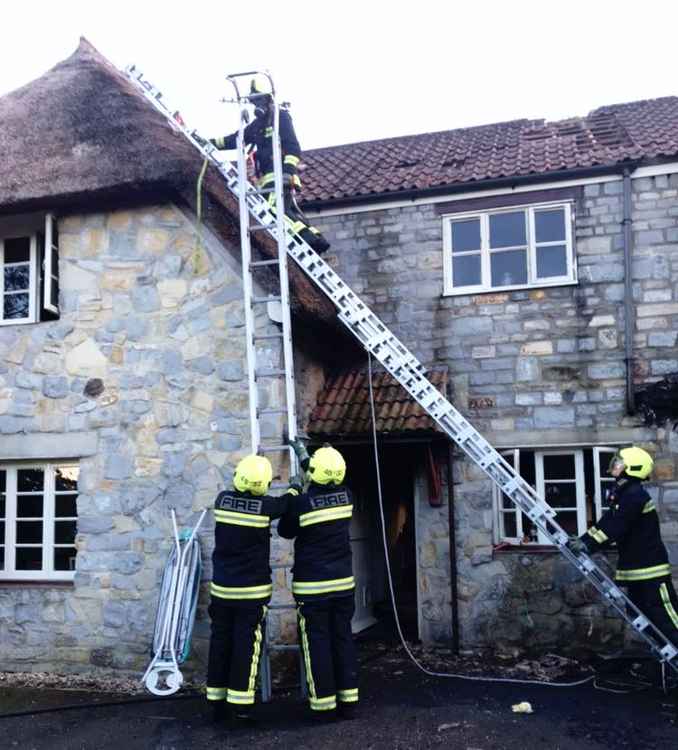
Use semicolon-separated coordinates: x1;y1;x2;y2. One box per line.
0;38;335;322
635;374;678;428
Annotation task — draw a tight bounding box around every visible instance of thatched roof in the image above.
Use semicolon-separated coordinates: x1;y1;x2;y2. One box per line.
0;38;335;322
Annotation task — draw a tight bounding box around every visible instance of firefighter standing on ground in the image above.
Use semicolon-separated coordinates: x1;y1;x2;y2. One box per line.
572;446;678;643
278;441;359;718
206;454;287;723
203;78;330;254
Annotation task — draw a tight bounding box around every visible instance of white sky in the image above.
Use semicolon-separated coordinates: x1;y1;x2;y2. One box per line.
1;0;677;150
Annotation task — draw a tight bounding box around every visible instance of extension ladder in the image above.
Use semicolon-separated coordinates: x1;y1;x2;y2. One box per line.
124;66;678;677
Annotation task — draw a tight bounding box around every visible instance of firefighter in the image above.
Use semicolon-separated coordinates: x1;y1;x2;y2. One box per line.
200;77;330;254
570;446;678;644
278;440;359;720
206;454;287;723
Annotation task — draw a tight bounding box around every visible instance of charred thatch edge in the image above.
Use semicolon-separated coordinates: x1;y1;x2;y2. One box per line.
635;373;678;429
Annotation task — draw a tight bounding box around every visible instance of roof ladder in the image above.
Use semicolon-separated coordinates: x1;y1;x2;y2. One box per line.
125;65;678;680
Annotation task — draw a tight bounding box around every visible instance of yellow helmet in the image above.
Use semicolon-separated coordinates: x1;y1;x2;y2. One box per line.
609;446;654;480
233;454;273;496
250;76;269;95
308;445;346;486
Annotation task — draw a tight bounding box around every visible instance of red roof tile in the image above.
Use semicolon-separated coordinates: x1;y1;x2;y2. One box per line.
301;97;678;203
307;368;448;437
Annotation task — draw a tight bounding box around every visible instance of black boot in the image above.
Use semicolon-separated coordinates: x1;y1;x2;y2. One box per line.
211;701;230;723
337;702;358;721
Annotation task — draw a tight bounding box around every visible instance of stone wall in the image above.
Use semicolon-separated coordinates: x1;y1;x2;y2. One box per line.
311;172;678;650
0;203;295;674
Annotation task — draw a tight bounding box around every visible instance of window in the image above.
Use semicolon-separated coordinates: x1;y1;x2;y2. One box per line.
442;202;576;295
0;463;79;581
494;446;616;545
0;213;60;325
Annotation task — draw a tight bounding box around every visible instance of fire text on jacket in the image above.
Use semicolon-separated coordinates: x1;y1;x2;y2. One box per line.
216;492;263;514
309;490;350;510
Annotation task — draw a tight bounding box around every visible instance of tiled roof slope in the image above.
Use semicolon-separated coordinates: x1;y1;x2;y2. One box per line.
307;368;448;437
301;97;678;203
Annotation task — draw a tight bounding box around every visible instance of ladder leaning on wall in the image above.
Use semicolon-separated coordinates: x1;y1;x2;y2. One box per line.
124;65;678;680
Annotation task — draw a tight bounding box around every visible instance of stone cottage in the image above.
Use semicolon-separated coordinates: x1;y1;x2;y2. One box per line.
301;101;678;653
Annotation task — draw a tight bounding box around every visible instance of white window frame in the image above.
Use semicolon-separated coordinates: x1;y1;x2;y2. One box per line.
0;213;59;325
442;201;577;296
0;462;78;582
494;446;615;546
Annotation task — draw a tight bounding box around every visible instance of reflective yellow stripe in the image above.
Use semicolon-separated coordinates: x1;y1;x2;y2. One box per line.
642;501;656;514
338;688;359;702
293;577;355;595
287;488;299;496
246;606;265;695
265;127;273;137
214;136;226;149
259;172;275;186
214;509;269;528
299;505;353;527
227;688;255;705
298;606;317;699
210;582;273;600
206;686;226;701
587;527;608;544
616;564;671;581
310;695;337;711
289;219;306;233
284;154;300;166
660;583;678;629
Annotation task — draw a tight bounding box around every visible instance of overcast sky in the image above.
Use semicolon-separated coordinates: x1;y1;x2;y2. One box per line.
1;1;677;151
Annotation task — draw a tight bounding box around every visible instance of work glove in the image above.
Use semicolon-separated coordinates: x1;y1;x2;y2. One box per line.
288;437;309;464
288;474;305;494
567;536;588;555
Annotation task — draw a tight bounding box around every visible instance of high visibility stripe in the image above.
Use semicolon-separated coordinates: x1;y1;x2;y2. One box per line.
660;583;678;629
338;688;359;702
293;576;355;595
214;509;269;528
298;606;317;699
287;488;299;496
265;127;273;137
214;136;226;149
299;505;353;527
259;172;301;189
616;564;672;582
206;686;226;701
227;688;255;705
210;582;273;600
587;527;608;544
642;501;656;514
310;695;337;711
284;154;300;167
245;606;265;695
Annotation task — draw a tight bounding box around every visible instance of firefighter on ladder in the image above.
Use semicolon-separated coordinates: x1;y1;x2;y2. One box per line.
278;440;359;720
206;454;288;724
571;446;678;645
200;77;330;254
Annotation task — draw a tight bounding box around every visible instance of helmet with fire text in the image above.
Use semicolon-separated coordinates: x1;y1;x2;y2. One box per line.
308;445;346;486
233;454;273;496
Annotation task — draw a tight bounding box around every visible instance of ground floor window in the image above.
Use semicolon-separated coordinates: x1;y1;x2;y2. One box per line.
0;463;79;581
494;446;616;545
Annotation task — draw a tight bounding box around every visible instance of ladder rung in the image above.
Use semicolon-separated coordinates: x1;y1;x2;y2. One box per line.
266;644;300;650
255;369;287;378
253;332;284;341
259;444;289;453
258;408;289;416
252;295;281;304
250;259;280;268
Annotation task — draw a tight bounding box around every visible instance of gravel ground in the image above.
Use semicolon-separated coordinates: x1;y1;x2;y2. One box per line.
0;645;676;749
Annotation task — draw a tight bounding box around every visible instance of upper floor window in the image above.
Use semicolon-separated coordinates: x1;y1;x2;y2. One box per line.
0;463;79;581
0;213;59;326
442;202;576;295
494;446;616;546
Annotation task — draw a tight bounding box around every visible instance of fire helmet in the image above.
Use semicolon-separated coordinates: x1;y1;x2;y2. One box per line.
308;445;346;486
233;454;273;495
608;446;654;480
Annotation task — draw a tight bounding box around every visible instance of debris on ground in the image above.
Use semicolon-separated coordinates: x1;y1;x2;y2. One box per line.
0;670;203;695
511;701;534;714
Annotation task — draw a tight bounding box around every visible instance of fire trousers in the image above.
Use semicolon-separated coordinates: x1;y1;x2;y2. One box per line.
264;183;330;254
297;594;359;712
626;576;678;643
206;597;266;707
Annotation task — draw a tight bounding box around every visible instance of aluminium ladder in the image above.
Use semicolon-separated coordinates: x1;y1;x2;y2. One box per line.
124;66;678;678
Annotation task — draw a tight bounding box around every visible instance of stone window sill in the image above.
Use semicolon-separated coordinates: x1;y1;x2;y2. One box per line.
0;580;75;588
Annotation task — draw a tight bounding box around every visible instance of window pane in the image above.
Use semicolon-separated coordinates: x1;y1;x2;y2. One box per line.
0;521;4;542
0;470;5;492
555;511;578;535
17;494;43;517
18;469;44;492
51;277;59;307
55;466;79;492
490;249;527;287
16;520;43;544
4;265;30;292
545;481;577;509
543;454;575;479
0;546;4;570
54;547;77;571
16;547;42;571
535;208;566;243
4;237;30;264
0;495;4;517
502;511;517;538
55;520;77;544
489;211;526;248
536;245;567;278
3;293;29;319
55;494;78;518
451;219;481;252
452;254;481;287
